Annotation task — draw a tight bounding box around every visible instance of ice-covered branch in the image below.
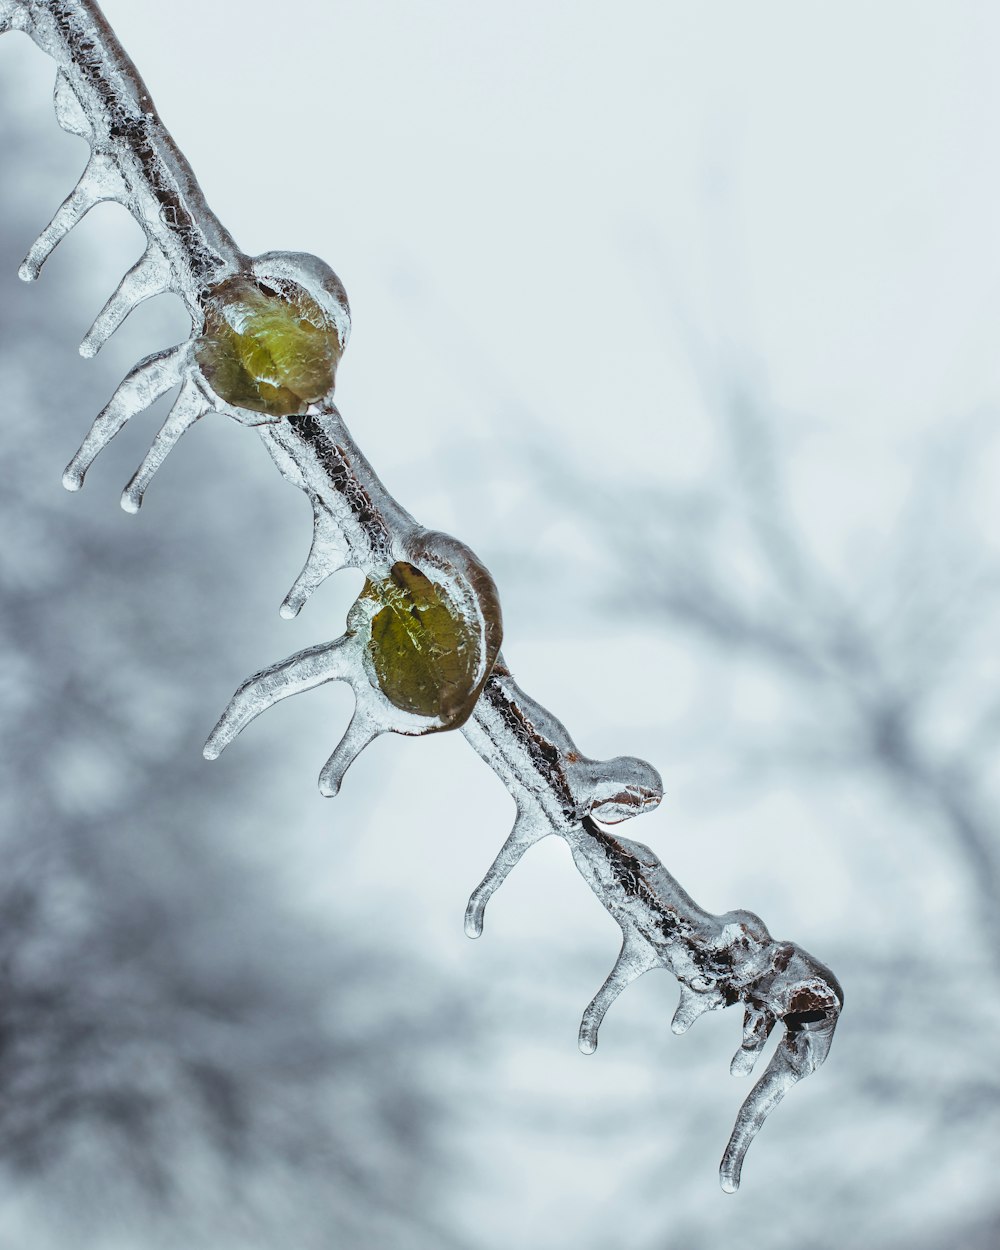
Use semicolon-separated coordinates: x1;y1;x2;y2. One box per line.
461;673;841;1192
0;0;843;1191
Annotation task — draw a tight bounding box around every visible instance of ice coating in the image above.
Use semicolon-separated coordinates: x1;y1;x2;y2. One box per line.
570;821;842;1191
11;0;241;297
460;676;842;1189
2;0;843;1192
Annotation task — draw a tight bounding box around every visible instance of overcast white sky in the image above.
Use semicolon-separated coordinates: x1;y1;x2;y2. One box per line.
66;1;1000;591
92;5;1000;420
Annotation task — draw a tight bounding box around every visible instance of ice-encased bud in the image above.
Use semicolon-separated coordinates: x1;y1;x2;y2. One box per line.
363;561;490;727
195;275;342;417
579;757;663;823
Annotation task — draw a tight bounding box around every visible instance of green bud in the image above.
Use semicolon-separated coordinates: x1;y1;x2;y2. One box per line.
366;562;488;726
196;276;341;416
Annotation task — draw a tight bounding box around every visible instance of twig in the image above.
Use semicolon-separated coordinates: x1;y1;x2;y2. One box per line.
1;0;842;1191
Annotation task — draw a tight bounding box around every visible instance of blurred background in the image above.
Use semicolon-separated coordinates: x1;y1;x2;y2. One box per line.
2;2;999;1247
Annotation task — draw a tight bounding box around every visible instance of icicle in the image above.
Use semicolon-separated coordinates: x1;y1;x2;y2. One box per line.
279;503;349;619
730;1005;775;1078
121;377;210;513
19;154;124;281
80;245;172;358
62;344;189;491
578;941;657;1054
719;982;840;1192
464;808;550;938
205;627;397;790
317;707;382;797
204;638;355;761
719;1037;803;1193
53;69;92;141
671;983;715;1035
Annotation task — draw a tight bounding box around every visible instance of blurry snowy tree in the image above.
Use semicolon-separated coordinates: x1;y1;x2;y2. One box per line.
0;69;472;1250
